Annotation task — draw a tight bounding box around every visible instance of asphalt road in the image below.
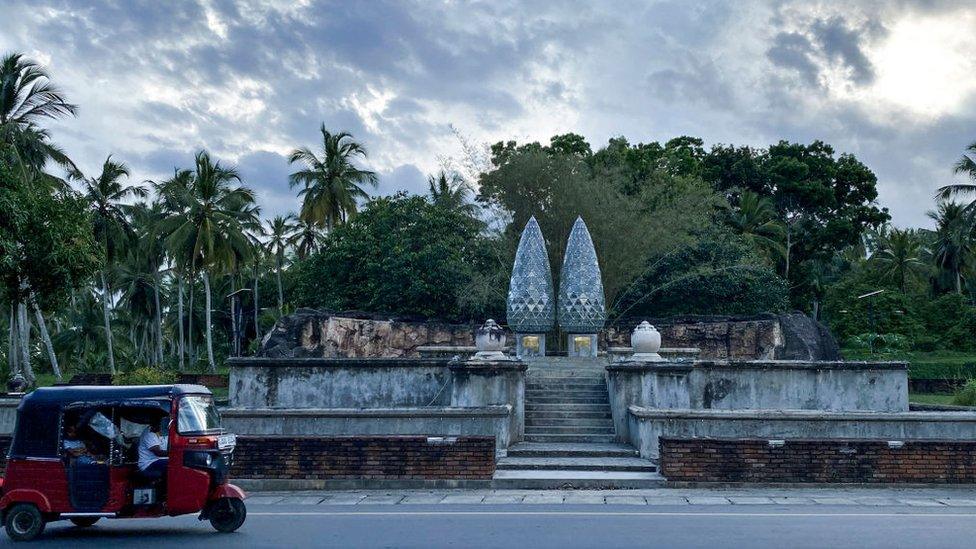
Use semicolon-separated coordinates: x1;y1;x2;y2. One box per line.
7;504;976;548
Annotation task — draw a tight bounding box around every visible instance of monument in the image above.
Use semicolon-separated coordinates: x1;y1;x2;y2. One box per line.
557;216;606;357
507;216;555;357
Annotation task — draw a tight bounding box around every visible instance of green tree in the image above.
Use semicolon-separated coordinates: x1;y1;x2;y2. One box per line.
724;190;785;264
293;194;488;319
80;156;144;374
869;227;927;293
427;170;476;215
614;231;789;318
159;151;258;371
0;157;99;382
265;215;294;316
288;124;377;231
935;143;976;213
927;201;973;294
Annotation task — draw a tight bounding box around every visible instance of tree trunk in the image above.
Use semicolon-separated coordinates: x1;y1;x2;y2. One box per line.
230;275;238;357
276;255;283;317
202;271;216;372
177;276;185;371
153;266;164;366
188;277;195;366
17;301;34;384
8;304;18;375
253;268;260;350
100;271;116;374
32;301;62;382
784;227;792;282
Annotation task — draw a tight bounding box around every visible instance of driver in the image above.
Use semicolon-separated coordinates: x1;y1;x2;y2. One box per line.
137;418;169;480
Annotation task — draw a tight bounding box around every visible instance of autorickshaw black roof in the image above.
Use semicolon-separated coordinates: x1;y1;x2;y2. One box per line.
19;384;210;408
9;384;212;459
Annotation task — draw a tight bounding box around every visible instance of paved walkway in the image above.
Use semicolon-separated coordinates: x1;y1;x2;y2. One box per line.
245;486;976;507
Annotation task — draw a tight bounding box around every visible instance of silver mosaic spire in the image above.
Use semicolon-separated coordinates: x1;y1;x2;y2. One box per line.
557;216;606;333
506;216;555;333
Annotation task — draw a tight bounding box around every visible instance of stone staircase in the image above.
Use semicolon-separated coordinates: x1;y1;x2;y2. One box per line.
493;358;662;489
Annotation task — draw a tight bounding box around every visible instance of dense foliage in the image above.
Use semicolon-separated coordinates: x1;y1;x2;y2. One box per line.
292;194;496;320
615;232;789;317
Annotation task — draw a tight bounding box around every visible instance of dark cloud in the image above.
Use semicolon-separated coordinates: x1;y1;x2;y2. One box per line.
1;0;973;228
767;32;820;86
812;17;877;84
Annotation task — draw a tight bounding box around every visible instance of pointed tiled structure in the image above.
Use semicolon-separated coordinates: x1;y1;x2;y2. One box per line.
507;216;555;357
557;217;605;356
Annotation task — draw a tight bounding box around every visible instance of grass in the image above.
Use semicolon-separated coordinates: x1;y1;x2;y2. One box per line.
908;392;955;405
842;349;976;380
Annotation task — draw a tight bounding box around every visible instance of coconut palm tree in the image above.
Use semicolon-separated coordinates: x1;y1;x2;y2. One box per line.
80;156;145;374
428;170;477;215
870;227;928;293
287;216;325;260
288;124;377;230
928;201;974;294
265;215;295;316
151;168;194;369
936;143;976;215
159;151;258;371
725;191;786;264
0;52;77;126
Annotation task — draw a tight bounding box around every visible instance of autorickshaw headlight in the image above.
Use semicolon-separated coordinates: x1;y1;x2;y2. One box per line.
204;454;213;466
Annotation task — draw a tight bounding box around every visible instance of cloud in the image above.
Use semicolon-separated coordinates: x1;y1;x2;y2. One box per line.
1;0;975;229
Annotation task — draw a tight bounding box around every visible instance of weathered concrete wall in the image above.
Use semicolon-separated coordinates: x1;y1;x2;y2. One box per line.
450;361;526;443
607;360;909;443
0;398;19;435
606;313;840;361
228;358;454;408
628;407;976;460
687;361;908;412
260;309;475;358
221;406;513;452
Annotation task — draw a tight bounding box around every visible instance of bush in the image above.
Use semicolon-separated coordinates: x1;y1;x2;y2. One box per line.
292;194;495;321
114;367;177;386
952;379;976;406
614;231;789;317
845;333;909;352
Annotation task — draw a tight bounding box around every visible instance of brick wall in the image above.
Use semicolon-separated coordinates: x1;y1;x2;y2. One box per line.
661;438;976;484
230;435;495;480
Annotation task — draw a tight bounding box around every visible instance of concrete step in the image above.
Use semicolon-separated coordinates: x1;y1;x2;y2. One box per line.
507;442;638;458
525;389;608;398
525;425;615;435
523;433;617;443
525;417;613;427
524;410;612;420
491;469;665;489
525;402;610;412
497;456;656;472
526;381;607;388
525;396;609;404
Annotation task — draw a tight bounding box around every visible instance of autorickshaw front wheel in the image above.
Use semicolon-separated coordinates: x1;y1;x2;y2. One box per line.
209;497;246;533
4;503;45;542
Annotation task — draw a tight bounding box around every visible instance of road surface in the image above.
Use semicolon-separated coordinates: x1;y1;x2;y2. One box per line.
10;499;976;548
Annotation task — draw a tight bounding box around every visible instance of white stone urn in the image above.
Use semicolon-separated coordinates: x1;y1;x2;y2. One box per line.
630;321;663;361
473;319;508;361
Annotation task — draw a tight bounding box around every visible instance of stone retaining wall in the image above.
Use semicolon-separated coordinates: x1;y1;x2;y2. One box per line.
230;435;495;480
660;438;976;484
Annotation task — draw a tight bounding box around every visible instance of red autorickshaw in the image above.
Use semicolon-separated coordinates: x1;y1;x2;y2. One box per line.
0;384;246;541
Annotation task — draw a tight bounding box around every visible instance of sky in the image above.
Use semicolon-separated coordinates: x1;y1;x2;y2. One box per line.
2;0;976;228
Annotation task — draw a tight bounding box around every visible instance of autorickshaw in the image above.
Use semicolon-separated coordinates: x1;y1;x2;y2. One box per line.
0;385;246;541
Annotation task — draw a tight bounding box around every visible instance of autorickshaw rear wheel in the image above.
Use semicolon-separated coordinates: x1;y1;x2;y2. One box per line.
209;497;246;533
70;517;100;527
4;503;45;542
